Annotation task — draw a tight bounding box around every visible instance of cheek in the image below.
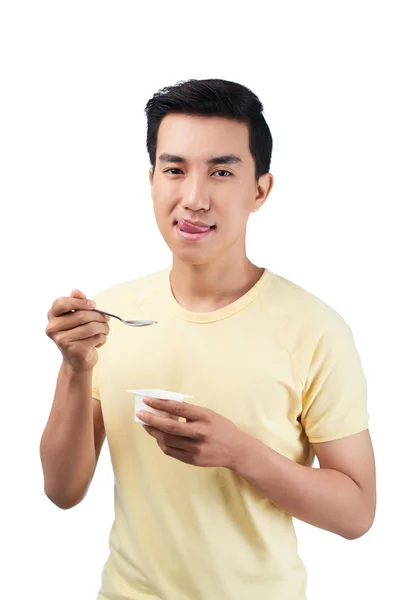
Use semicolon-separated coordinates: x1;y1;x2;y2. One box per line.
219;200;250;231
152;182;177;212
153;195;174;222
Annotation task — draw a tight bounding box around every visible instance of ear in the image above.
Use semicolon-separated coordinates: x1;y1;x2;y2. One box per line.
251;172;274;213
149;167;154;185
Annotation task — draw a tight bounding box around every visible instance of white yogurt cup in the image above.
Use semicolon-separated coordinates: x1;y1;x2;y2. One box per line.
127;389;192;424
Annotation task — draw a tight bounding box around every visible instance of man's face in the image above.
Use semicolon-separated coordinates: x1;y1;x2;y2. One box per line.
149;114;273;265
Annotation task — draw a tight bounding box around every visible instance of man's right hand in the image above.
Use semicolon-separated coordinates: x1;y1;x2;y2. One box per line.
46;289;110;372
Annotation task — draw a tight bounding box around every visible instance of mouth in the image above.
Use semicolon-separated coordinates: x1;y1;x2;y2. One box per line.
174;219;216;242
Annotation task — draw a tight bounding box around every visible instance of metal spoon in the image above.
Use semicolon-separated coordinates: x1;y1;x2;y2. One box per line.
93;309;157;327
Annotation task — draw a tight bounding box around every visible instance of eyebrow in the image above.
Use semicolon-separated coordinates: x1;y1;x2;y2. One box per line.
158;153;243;166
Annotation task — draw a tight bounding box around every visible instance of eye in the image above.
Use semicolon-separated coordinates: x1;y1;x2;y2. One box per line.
164;168;183;175
213;170;233;178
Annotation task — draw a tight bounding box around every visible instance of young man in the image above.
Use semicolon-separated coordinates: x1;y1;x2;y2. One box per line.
41;79;376;600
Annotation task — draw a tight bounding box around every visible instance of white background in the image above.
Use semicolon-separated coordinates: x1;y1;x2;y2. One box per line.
1;1;398;598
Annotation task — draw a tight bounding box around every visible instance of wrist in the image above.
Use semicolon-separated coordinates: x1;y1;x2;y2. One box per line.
61;360;93;381
229;429;257;473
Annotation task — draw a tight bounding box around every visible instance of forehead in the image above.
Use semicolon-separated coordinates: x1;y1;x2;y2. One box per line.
156;114;251;161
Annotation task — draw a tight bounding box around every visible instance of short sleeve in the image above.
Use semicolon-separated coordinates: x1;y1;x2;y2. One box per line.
301;322;369;443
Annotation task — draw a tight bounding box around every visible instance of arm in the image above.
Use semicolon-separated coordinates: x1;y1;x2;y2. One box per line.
233;428;376;540
40;289;109;509
40;364;106;509
137;398;376;540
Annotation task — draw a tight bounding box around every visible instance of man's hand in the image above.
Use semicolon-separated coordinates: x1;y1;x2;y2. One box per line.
46;289;110;373
137;398;244;468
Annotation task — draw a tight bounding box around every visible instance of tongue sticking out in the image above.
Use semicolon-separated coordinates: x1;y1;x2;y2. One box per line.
177;220;211;234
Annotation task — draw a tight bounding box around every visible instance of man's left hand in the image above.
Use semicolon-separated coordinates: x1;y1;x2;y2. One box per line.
137;398;246;468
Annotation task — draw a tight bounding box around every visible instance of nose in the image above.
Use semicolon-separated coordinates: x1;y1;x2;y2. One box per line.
181;177;210;212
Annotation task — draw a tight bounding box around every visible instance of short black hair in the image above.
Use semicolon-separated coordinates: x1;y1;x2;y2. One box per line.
145;78;273;180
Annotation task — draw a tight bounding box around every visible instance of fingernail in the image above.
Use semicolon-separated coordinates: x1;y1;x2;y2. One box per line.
143;398;150;405
136;411;144;418
88;300;96;308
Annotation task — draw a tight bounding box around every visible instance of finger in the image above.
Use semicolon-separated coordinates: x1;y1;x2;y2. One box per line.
142;398;205;422
47;309;109;334
144;424;193;461
142;426;166;445
143;426;195;450
71;289;87;300
137;410;201;439
53;321;110;344
162;447;193;463
50;296;96;318
95;335;108;348
69;332;107;351
84;333;107;349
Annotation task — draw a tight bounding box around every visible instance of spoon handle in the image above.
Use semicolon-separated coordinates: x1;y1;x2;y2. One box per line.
92;308;123;323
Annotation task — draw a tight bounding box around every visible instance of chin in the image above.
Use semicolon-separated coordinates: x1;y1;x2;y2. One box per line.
172;248;212;266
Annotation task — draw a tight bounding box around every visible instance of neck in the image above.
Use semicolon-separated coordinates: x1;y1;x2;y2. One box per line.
169;250;265;313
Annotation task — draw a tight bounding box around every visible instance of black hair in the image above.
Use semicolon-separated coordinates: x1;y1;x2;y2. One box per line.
145;78;273;179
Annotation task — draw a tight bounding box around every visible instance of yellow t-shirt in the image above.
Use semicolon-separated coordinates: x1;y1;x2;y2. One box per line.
92;268;369;600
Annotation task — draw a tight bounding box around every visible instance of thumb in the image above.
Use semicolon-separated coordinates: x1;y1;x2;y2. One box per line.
71;288;87;300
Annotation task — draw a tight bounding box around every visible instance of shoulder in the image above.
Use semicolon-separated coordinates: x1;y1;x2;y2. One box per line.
263;272;353;365
268;273;349;332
